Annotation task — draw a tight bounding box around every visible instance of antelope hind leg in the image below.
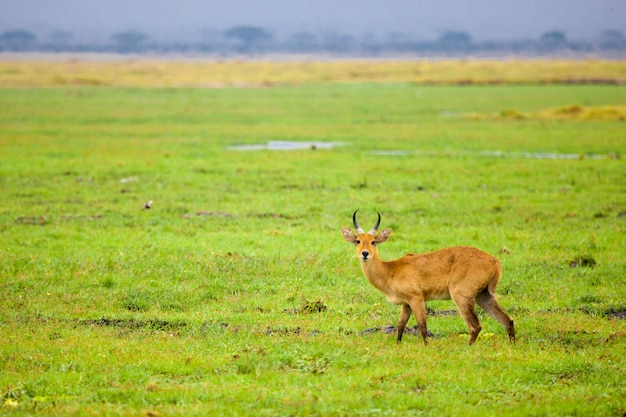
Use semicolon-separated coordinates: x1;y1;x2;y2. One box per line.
451;293;482;345
476;292;516;342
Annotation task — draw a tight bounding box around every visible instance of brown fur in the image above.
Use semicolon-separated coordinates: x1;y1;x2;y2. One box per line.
342;226;515;345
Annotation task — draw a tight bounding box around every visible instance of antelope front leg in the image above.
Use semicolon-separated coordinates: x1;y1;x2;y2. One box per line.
397;304;412;344
409;299;429;345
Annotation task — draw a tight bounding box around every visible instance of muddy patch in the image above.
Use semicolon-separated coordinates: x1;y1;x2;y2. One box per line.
75;317;188;331
248;212;302;220
264;326;322;337
15;216;48;226
360;309;456;337
284;300;328;315
543;306;626;320
182;211;301;220
569;255;597;268
60;214;104;221
607;310;626;320
361;325;435;338
182;211;233;219
427;308;458;316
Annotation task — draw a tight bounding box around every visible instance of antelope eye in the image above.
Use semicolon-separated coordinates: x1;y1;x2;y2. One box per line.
355;240;360;244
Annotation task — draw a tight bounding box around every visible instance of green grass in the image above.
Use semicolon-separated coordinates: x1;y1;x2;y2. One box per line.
1;82;625;416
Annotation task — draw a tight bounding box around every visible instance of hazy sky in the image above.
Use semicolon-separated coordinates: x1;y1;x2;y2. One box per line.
1;0;625;42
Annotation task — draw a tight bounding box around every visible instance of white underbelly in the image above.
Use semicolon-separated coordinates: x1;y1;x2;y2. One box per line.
383;288;451;304
386;295;405;305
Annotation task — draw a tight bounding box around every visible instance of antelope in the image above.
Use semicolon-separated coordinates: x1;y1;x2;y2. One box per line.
341;211;515;345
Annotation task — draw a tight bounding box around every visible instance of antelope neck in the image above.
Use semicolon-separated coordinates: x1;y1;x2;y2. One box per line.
359;256;391;291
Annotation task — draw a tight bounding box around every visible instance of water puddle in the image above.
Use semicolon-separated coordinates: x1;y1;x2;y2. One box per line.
226;142;611;160
370;150;610;160
228;141;343;151
479;151;607;160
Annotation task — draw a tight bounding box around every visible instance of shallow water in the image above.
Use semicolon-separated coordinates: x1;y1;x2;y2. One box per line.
370;150;609;160
228;141;343;151
227;142;609;160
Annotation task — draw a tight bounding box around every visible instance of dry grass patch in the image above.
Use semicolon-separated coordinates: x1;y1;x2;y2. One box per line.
0;58;625;87
495;104;626;121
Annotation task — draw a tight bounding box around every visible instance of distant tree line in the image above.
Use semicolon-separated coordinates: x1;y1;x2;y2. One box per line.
1;26;625;56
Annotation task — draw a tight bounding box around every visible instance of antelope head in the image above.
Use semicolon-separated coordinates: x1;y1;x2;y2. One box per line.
341;210;392;261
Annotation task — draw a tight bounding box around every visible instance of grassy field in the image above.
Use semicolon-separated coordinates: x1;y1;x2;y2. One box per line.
1;59;626;416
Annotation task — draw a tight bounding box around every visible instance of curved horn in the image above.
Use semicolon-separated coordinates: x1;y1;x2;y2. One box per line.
352;210;365;234
368;211;381;235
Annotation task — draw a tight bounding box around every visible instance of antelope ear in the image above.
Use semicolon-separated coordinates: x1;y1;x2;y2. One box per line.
374;228;392;244
341;227;357;244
